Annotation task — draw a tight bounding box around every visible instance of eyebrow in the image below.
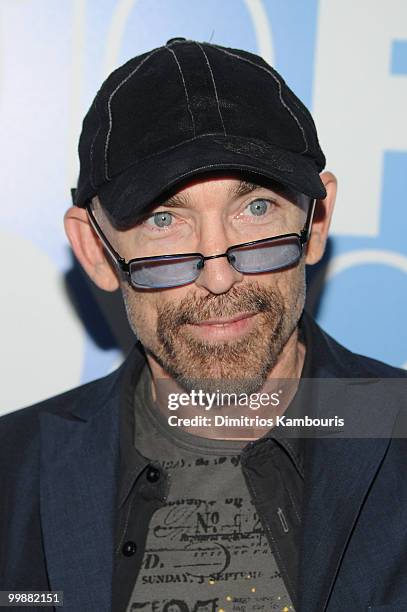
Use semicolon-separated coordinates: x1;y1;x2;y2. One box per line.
155;180;264;210
228;180;263;199
157;192;190;209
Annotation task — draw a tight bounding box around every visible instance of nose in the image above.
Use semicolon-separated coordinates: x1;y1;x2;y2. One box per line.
192;214;244;293
195;253;243;294
194;248;244;295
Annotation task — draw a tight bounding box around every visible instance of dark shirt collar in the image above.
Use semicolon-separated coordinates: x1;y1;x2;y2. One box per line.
117;342;150;507
118;309;317;506
267;308;315;478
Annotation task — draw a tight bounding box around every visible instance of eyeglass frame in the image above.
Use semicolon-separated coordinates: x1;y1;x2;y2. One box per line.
84;196;316;289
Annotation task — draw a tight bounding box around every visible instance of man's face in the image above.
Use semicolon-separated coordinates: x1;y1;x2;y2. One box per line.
95;174;308;394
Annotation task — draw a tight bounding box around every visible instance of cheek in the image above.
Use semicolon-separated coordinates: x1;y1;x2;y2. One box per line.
269;263;307;314
121;284;158;342
250;262;305;299
121;284;192;344
282;261;307;304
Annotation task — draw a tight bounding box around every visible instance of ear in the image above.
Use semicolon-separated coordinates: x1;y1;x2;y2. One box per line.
63;206;120;292
305;171;337;265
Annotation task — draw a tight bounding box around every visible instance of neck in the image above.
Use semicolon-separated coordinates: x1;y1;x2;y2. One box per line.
146;325;306;442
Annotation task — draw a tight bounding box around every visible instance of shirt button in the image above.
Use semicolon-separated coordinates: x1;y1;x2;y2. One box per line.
146;466;161;483
166;37;186;44
122;541;137;557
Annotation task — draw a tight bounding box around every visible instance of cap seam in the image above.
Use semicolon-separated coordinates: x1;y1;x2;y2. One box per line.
104;46;163;182
89;97;102;190
211;44;309;155
165;46;196;138
195;41;227;137
287;94;316;132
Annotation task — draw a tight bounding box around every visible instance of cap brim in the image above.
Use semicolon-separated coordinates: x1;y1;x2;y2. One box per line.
97;134;327;229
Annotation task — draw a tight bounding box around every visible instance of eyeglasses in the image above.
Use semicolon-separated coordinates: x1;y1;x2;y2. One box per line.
86;199;316;289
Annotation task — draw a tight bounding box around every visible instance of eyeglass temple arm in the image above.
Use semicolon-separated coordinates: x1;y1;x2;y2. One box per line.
84;202;130;272
300;198;316;244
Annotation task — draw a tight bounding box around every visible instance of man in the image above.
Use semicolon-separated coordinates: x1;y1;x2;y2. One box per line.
1;38;406;612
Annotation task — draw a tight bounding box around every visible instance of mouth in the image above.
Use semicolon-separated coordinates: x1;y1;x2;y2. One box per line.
186;312;259;341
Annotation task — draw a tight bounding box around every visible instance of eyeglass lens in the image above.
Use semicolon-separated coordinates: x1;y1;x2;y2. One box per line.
129;255;203;289
228;236;301;273
129;235;302;289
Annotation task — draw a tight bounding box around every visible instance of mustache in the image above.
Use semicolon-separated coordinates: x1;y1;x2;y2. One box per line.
157;284;281;327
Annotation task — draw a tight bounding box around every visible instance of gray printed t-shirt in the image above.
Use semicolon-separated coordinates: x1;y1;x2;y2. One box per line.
126;367;295;612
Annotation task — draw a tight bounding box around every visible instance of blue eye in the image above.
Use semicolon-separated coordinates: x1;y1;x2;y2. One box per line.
247;199;270;216
148;212;173;227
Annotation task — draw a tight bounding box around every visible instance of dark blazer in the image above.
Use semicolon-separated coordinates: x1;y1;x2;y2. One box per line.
1;312;407;612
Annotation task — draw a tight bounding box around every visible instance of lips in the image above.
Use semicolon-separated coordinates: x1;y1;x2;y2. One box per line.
185;311;259;342
192;312;257;326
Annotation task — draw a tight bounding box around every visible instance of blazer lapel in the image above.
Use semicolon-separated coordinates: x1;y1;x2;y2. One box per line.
297;348;400;611
40;396;119;612
39;343;146;612
299;434;392;611
295;312;404;611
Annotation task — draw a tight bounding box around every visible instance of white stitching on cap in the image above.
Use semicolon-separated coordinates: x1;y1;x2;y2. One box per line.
195;42;227;136
104;47;162;181
211;45;308;154
165;46;196;138
89;97;101;189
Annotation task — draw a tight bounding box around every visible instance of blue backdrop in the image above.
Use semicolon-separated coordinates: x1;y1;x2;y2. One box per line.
1;0;406;413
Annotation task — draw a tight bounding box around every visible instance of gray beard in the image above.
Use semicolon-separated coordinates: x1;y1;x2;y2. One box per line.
152;283;297;396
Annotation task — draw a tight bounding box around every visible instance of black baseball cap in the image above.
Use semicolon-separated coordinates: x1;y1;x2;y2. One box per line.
73;38;326;229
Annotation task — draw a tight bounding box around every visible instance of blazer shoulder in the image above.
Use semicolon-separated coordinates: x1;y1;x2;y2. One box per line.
348;349;407;378
0;344;143;484
1;370;115;423
324;328;407;378
0;373;116;463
